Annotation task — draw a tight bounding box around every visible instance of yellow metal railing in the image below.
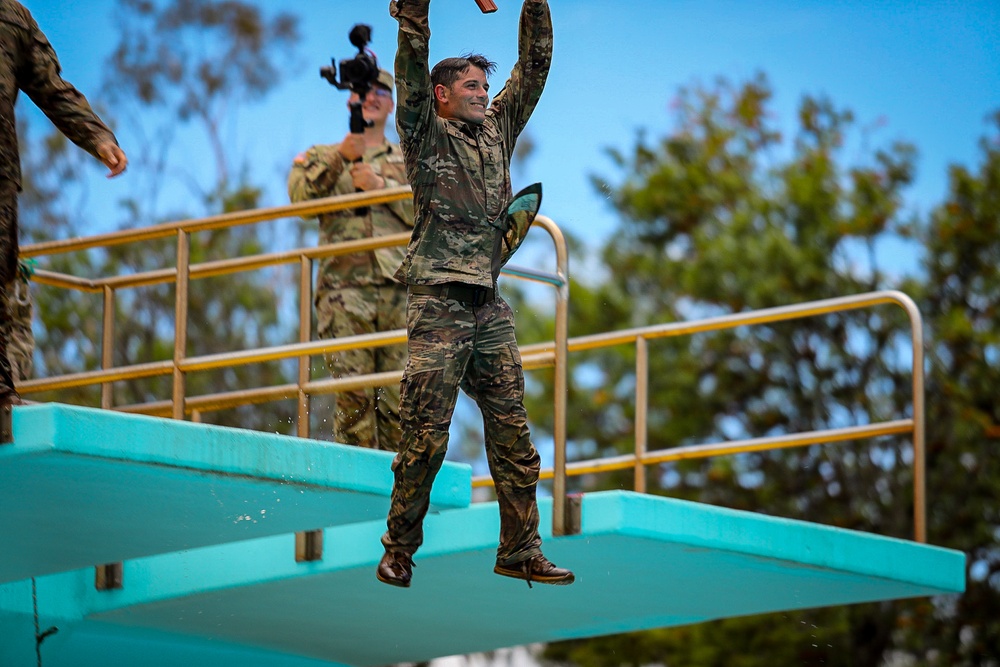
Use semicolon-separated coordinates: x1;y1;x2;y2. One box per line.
19;186;570;440
473;290;926;542
19;188;925;542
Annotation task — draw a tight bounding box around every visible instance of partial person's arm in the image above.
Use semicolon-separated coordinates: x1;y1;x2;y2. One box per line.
389;0;434;152
490;0;553;146
289;146;413;226
19;15;125;176
288;146;350;203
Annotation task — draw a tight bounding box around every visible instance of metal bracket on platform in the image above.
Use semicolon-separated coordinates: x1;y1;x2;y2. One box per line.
563;494;583;536
1;404;11;444
95;562;124;591
295;530;324;562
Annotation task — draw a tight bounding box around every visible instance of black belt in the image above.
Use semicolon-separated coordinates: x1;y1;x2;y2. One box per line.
408;282;496;307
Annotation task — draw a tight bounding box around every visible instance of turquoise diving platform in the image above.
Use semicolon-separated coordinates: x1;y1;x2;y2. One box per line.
0;404;966;667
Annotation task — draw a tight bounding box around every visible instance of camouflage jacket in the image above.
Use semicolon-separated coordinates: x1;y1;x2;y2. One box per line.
389;0;552;288
0;0;118;189
288;140;413;291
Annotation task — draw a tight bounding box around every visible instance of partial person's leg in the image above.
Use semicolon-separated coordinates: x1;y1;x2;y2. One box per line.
381;295;473;555
317;286;379;447
7;266;34;382
464;297;574;586
0;183;20;406
373;281;407;452
461;297;542;565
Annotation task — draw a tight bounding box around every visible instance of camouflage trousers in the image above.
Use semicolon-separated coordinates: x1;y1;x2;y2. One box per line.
0;182;19;399
3;267;33;381
381;291;543;565
316;282;407;451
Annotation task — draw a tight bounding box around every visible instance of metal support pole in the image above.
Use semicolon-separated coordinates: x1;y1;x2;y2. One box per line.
900;296;927;543
540;216;570;537
297;256;312;438
634;336;649;493
172;231;190;420
101;286;115;410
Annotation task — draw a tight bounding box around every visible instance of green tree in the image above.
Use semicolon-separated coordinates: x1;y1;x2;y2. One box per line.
897;113;1000;665
538;75;933;666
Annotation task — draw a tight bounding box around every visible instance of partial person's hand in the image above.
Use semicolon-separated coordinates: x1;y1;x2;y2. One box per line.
338;133;367;162
96;142;128;178
350;163;385;191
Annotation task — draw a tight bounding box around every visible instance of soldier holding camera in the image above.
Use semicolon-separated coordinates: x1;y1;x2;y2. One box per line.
288;67;413;452
376;0;574;589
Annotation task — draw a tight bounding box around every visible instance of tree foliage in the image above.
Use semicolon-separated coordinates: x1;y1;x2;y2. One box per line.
899;113;1000;664
532;75;995;666
105;0;299;193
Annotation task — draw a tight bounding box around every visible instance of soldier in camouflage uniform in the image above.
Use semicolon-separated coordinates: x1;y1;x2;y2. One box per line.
0;0;127;407
376;0;574;589
288;69;413;451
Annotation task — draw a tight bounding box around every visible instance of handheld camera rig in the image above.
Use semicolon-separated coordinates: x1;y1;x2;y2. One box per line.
320;24;380;135
320;24;382;214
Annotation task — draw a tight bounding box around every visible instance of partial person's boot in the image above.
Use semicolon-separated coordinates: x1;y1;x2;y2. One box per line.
376;551;414;588
0;389;18;445
494;554;575;588
0;403;12;444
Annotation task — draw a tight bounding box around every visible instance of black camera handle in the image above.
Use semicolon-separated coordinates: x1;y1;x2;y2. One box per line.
347;99;372;215
348;98;373;136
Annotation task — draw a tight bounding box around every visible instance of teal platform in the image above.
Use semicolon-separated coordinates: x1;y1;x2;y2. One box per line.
0;405;966;666
0;404;471;584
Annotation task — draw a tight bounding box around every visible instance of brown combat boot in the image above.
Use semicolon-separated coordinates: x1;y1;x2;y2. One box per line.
494;554;575;588
376;551;414;588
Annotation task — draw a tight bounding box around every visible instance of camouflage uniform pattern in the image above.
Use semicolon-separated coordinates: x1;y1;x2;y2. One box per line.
390;0;553;290
3;258;33;381
384;0;553;566
0;0;119;399
0;183;17;395
288;141;413;450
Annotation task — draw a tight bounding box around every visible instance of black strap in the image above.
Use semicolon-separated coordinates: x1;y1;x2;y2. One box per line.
408;282;496;307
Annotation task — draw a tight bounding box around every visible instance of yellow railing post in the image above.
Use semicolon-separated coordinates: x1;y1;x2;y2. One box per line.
101;285;116;410
528;216;571;537
297;255;312;439
634;336;649;494
898;295;927;543
172;231;190;420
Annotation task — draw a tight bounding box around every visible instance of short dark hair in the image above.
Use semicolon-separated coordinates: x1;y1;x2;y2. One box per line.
431;53;497;90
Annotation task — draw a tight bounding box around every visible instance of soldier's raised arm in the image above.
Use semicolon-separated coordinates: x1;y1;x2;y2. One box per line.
389;0;434;149
490;0;553;148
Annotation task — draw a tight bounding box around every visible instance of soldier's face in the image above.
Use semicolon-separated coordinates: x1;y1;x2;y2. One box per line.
348;86;394;123
435;67;490;125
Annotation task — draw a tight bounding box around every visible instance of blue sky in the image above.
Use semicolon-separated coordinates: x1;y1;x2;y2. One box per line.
19;0;1000;264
